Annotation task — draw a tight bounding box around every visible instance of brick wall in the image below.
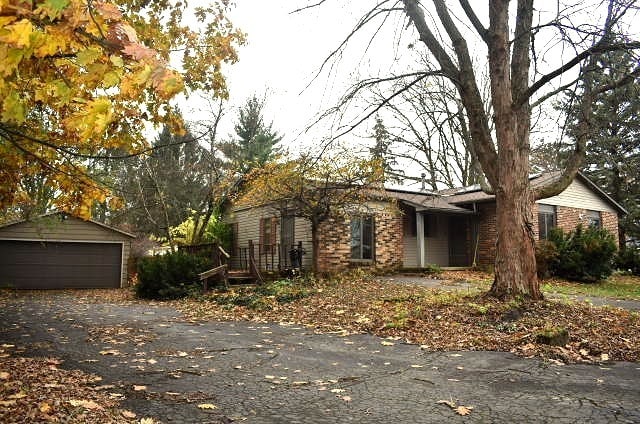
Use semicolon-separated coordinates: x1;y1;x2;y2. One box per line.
316;204;404;274
476;201;620;267
476;202;496;267
374;209;404;269
556;206;619;246
316;216;351;273
601;211;619;246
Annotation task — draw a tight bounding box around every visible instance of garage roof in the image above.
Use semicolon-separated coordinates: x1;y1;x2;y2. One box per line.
0;212;136;238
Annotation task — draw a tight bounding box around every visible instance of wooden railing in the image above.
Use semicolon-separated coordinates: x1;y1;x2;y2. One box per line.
232;241;306;274
180;242;231;289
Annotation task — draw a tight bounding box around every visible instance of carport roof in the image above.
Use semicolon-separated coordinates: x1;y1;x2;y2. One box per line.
0;211;136;238
384;189;475;214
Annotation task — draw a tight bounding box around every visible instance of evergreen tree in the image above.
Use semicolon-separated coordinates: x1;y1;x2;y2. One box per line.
113;126;209;241
369;116;403;184
562;48;640;246
222;95;282;173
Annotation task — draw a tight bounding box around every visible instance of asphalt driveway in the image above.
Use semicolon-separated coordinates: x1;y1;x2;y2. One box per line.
1;292;639;423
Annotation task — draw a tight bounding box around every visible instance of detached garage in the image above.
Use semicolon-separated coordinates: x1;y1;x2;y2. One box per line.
0;212;134;289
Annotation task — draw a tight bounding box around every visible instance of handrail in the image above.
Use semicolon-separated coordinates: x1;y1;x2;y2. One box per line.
198;264;227;281
249;254;264;284
218;245;231;259
198;264;228;290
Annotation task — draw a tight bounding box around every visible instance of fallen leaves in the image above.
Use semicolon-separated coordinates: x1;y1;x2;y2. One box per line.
197;403;218;410
0;354;146;423
68;399;103;410
437;399;474;416
171;274;640;363
121;410;136;419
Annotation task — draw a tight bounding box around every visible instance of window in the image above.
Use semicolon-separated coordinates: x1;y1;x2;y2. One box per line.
538;204;556;240
260;217;277;253
586;210;601;228
351;216;374;260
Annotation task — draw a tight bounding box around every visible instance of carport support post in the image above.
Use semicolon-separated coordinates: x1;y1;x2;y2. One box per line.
416;212;425;267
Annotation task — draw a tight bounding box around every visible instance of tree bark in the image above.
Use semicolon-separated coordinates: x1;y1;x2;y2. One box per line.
490;178;541;299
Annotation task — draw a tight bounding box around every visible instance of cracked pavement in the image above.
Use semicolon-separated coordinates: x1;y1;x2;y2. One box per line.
0;293;639;423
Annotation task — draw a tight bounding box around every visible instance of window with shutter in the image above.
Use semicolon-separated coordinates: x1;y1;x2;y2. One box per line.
260;217;277;253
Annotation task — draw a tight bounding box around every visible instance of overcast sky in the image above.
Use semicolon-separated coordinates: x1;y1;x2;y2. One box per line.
181;2;415;154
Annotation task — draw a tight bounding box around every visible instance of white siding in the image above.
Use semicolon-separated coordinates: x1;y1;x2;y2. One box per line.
294;218;314;269
425;215;449;266
227;205;279;248
403;235;418;267
0;215;132;287
536;179;615;212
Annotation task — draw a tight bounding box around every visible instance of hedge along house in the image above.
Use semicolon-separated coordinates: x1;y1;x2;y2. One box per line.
0;212;135;289
225;171;626;274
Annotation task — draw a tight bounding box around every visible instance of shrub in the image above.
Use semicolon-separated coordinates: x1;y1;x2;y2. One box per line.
136;251;211;300
546;225;617;282
535;239;558;279
616;247;640;276
210;278;315;310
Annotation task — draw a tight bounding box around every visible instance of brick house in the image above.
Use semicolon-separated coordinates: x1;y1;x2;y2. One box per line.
225;172;626;274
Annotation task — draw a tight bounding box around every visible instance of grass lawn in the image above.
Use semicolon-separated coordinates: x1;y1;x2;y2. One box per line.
441;270;640;301
542;274;640;300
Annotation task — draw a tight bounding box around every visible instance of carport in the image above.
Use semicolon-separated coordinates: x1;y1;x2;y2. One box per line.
0;212;135;289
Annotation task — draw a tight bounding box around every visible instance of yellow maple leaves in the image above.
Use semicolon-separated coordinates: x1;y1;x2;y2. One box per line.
0;0;243;215
0;18;33;47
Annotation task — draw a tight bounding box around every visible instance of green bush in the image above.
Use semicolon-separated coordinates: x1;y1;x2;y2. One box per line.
616;247;640;275
136;251;211;300
546;225;617;282
210;278;315;310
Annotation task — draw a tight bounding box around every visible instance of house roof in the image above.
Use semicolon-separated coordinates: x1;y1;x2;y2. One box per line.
0;211;136;238
384;188;475;215
439;171;627;215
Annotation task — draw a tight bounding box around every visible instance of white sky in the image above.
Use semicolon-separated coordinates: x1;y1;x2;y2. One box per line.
181;2;415;154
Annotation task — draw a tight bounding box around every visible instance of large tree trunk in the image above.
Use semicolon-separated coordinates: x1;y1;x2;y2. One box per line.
490;182;541;299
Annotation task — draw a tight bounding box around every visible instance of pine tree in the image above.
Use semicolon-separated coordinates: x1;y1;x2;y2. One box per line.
563;48;640;246
222;95;282;173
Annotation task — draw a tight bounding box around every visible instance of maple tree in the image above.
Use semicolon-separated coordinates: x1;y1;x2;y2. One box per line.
0;0;244;218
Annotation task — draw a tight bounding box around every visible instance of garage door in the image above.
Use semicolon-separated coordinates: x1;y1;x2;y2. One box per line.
0;241;122;289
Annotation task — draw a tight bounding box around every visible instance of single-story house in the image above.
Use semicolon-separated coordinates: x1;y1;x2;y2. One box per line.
225;171;626;274
0;212;135;289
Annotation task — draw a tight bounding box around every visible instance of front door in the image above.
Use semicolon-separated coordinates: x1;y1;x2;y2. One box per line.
280;215;295;267
448;217;469;267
